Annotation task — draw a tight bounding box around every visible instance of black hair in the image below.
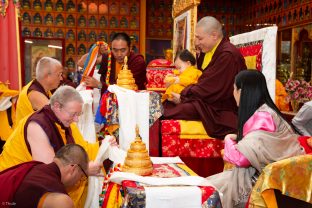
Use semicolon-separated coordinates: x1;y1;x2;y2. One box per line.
111;32;131;48
174;49;196;66
235;70;300;141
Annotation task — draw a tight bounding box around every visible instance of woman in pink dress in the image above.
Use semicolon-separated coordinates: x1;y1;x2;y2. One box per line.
206;70;305;208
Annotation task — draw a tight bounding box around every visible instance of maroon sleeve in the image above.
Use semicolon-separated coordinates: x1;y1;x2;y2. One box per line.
182;52;241;104
129;54;147;90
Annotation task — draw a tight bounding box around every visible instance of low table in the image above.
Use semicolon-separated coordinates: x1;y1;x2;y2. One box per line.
101;159;222;208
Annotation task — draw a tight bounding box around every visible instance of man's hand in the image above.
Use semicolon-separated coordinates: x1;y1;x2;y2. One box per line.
83;76;100;88
88;161;103;176
168;92;181;104
107;135;118;147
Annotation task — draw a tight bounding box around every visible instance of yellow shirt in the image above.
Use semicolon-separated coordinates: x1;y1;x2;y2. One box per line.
201;40;221;69
163;66;202;101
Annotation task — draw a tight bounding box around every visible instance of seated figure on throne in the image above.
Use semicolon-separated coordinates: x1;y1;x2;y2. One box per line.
162;49;202;102
163;16;247;138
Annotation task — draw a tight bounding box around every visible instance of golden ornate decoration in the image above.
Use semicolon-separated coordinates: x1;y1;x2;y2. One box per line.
172;0;200;18
123;125;153;176
172;0;200;59
116;56;138;90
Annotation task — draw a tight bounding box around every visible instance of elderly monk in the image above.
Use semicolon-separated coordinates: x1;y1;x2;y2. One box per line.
163;16;247;138
78;32;147;94
0;86;102;207
0;144;89;208
15;57;63;123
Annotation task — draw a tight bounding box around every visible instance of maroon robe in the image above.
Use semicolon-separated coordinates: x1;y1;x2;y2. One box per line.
163;38;247;138
13;162;67;208
98;52;147;94
0;161;43;208
27;79;50;99
24;105;75;154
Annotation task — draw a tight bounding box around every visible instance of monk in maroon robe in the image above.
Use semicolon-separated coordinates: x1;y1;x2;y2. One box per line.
163;16;247;138
80;32;147;94
0;144;88;208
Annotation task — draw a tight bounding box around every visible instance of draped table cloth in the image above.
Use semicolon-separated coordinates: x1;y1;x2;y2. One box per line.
101;159;222;208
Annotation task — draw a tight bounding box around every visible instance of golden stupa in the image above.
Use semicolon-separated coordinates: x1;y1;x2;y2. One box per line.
116;56;138;90
123;126;153;176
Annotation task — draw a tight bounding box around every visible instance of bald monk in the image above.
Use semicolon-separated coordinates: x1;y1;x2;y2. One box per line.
16;57;63;123
0;144;89;208
0;86;104;207
163;16;247;138
78;32;147;94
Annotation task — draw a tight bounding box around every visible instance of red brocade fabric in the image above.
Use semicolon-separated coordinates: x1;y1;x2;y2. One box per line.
161;120;224;177
236;42;263;71
146;68;174;89
161;120;224;158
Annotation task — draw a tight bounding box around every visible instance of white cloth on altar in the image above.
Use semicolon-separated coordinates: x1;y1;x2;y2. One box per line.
230;26;277;101
145;186;201;208
84;136;127;208
108;85;150;151
150;156;183;164
109;171;214;187
109;166;213;208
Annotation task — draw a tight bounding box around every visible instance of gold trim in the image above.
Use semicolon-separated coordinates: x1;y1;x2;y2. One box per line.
172;0;200;18
172;0;200;59
15;7;22;90
140;0;146;58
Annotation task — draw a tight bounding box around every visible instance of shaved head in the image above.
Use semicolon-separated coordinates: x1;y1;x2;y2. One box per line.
36;57;62;80
196;16;223;38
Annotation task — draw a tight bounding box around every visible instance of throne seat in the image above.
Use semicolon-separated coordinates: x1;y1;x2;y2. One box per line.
161;119;224;177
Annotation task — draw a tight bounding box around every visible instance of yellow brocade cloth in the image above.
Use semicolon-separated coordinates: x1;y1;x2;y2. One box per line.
179;120;212;139
15;80;52;124
163;66;202;101
201;40;221;69
249;154;312;207
0;116;99;208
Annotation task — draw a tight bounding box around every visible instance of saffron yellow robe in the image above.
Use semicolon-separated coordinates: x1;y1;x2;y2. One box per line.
0;105;16;141
0;116;99;207
15;80;52;124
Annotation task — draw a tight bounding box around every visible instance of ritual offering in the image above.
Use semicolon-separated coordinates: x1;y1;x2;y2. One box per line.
123;126;153;176
116;56;138;90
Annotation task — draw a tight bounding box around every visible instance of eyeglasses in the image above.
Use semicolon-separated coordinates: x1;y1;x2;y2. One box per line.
64;110;83;118
75;164;88;181
49;71;63;78
61;106;83;118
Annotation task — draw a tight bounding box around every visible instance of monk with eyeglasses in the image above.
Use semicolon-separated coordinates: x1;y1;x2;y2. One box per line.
0;86;116;207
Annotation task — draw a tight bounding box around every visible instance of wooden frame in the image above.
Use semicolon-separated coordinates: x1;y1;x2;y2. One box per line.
21;37;65;85
172;0;200;59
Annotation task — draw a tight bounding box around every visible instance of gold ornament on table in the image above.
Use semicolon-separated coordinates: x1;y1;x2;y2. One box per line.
122;125;153;176
116;56;138;90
